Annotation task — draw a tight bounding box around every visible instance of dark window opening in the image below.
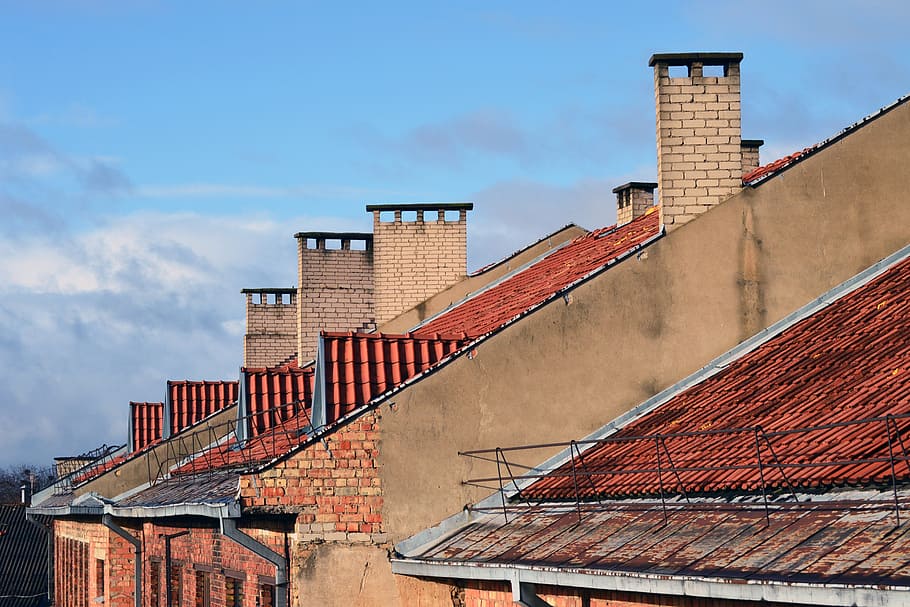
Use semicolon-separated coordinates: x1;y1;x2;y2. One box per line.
194;571;211;607
95;558;105;599
226;578;243;607
150;561;162;607
257;584;275;607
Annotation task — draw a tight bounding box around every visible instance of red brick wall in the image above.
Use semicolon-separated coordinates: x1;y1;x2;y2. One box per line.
240;415;383;543
54;519;113;607
141;521;282;607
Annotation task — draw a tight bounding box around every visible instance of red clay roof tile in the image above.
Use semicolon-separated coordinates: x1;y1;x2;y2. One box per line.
524;254;910;500
167;380;238;436
130;401;163;452
416;209;661;337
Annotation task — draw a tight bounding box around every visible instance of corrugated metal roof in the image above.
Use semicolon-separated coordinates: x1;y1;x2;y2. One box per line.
408;492;910;589
415;209;661;337
0;504;48;606
524;254;910;500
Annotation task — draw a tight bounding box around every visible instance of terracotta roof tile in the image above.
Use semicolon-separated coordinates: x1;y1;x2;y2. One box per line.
525;254;910;500
130;401;163;452
167;380;238;436
416;209;661;337
244;363;314;437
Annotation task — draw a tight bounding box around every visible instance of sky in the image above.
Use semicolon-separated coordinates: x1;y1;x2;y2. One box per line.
0;0;908;468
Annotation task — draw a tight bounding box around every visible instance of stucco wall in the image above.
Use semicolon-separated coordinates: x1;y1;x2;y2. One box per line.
379;98;910;536
295;99;910;605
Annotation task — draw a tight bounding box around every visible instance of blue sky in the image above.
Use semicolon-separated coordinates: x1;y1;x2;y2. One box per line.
1;1;908;467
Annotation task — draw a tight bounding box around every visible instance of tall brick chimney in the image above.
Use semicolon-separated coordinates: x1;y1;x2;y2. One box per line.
651;52;743;229
368;203;472;325
241;288;297;368
295;232;375;363
613;182;657;226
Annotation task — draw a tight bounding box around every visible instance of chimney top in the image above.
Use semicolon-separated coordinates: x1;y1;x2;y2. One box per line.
648;52;743;67
365;202;473;212
293;231;373;241
742;139;765;148
612;182;658;194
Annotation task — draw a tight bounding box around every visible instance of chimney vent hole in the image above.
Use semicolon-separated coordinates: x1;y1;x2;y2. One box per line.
669;65;689;79
402;210;419;222
379;211;396;223
703;64;725;77
424;210;440;222
444;210;461;222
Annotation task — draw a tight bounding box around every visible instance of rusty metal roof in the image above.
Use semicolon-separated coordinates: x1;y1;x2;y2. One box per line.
402;490;910;593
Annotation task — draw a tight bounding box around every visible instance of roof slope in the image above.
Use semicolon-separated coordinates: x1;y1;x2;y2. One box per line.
0;505;48;607
415;209;660;337
405;493;910;591
167;380;238;436
526;252;910;500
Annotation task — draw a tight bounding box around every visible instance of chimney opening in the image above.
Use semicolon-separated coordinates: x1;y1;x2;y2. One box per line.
325;239;342;250
282;293;290;304
703;63;725;77
379;210;396;223
444;209;461;222
402;210;419;222
256;293;264;304
668;65;689;79
350;238;367;251
424;210;440;222
306;238;318;249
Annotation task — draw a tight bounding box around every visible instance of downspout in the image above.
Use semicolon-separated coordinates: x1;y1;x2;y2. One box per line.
103;514;142;607
222;519;289;607
162;530;190;607
310;333;327;430
510;571;554;607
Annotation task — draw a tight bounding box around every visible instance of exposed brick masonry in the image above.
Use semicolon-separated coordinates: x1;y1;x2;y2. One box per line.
243;289;298;368
741;139;764;176
652;53;743;229
239;415;383;545
371;204;471;325
296;234;375;363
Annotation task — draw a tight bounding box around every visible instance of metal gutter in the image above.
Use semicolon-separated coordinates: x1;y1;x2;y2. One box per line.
390;559;910;607
222;519;288;607
103;514;141;607
396;240;910;558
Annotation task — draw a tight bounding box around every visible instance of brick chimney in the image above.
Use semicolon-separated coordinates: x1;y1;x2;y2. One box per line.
368;203;472;325
650;52;743;229
295;232;375;363
613;182;657;226
741;139;764;176
241;288;297;368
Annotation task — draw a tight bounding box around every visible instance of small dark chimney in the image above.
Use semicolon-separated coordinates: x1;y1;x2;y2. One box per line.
613;182;658;226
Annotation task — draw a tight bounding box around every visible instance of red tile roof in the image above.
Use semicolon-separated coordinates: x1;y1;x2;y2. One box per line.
742;94;909;187
130;401;163;452
245;363;314;437
321;331;471;423
525;253;910;500
742;146;818;184
414;209;661;337
174;332;471;474
168;380;238;437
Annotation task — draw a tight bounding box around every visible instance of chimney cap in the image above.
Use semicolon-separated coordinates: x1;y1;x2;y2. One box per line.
742;139;765;147
365;202;474;212
649;52;743;67
293;231;373;241
612;181;658;194
240;287;296;295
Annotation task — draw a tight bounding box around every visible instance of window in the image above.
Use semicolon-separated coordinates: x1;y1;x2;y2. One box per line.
225;578;243;607
150;561;162;607
194;571;210;607
169;565;182;606
95;558;105;599
257;584;274;607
